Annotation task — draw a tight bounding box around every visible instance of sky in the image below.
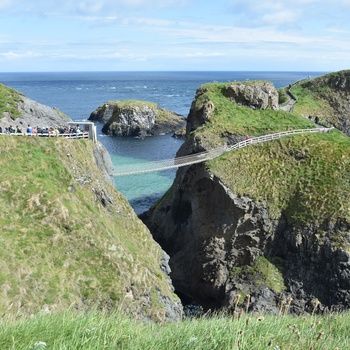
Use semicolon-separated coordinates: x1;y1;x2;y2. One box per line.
0;0;350;72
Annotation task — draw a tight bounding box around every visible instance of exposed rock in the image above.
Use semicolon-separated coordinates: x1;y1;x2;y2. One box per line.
222;81;279;111
1;93;72;129
89;100;186;137
92;142;115;186
141;77;350;315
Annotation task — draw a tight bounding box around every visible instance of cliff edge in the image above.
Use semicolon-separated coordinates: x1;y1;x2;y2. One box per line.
0;84;182;321
141;75;350;314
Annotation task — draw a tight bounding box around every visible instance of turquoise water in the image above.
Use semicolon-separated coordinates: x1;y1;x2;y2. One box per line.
0;71;326;213
97;129;183;214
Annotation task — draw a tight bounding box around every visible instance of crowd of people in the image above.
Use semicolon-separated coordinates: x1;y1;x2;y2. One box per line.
0;124;88;138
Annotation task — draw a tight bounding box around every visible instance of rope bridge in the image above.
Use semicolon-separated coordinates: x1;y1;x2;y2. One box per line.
112;127;333;177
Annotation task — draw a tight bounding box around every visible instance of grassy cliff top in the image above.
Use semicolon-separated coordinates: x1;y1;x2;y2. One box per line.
0;83;23;118
98;99;183;127
191;82;315;149
289;70;350;127
190;79;350;228
0;136;177;319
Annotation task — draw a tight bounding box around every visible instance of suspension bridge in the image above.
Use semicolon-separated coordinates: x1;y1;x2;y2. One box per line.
112;126;333;176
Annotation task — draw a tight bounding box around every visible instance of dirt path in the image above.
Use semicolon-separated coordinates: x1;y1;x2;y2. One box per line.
280;90;296;112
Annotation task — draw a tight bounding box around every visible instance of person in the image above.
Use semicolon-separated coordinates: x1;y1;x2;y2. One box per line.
315;116;319;124
26;125;32;135
245;135;250;140
0;126;2;134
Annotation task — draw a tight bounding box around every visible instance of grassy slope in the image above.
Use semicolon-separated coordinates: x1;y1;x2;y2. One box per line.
191;82;315;149
0;136;177;319
0;83;23;119
290;70;350;127
0;308;349;350
191;82;350;229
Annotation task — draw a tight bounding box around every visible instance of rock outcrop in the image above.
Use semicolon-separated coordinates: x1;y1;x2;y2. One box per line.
222;81;279;110
141;77;350;315
0;84;72;129
89;100;186;138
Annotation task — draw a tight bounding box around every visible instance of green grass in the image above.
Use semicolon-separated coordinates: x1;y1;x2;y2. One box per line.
113;100;158;109
289;84;333;121
230;256;286;293
209;129;350;227
0;136;179;320
191;83;315;149
185;81;350;228
0;83;23;118
0;309;348;349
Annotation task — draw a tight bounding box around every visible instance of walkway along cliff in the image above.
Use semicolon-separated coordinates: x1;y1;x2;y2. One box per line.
140;77;350;314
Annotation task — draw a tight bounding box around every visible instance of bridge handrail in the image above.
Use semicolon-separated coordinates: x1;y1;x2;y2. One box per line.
0;131;89;139
112;127;333;176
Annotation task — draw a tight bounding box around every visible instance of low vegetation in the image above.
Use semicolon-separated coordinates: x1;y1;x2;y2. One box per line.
187;81;350;227
191;82;315;149
289;84;333;121
290;70;350;129
230;256;286;294
209;129;350;226
0;136;178;320
0;308;349;349
0;83;23;119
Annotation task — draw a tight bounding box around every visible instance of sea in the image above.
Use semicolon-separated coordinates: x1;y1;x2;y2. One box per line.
0;71;326;214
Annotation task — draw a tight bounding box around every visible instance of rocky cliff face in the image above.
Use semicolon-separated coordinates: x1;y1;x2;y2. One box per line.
222;81;279;110
141;78;350;314
89;100;185;137
1;88;72;129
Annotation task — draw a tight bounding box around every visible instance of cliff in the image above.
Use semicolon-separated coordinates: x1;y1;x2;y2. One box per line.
141;76;350;314
290;70;350;135
89;100;186;138
0;83;72;129
0;85;182;321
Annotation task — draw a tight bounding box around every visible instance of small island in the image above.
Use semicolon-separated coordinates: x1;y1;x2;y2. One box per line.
88;100;186;138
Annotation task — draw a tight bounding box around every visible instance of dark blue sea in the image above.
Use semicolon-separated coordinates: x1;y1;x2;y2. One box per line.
0;71;325;214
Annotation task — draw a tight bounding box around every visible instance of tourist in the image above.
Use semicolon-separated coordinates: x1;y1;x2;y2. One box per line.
26;125;32;135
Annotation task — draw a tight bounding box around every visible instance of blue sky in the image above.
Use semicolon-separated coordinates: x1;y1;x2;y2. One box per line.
1;0;350;72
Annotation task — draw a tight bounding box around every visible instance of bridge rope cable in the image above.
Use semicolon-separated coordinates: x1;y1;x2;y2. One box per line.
112;127;333;176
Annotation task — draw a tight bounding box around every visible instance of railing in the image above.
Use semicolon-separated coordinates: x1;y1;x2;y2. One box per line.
226;127;332;152
112;127;334;176
0;131;90;139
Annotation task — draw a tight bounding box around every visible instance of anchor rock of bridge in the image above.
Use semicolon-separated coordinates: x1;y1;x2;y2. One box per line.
141;76;350;315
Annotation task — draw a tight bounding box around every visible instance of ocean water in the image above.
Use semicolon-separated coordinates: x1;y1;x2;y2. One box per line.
0;71;325;213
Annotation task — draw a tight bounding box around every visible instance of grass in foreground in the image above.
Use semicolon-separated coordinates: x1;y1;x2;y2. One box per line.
0;309;348;350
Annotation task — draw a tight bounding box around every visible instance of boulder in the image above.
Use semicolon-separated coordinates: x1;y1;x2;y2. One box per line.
222;81;279;110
